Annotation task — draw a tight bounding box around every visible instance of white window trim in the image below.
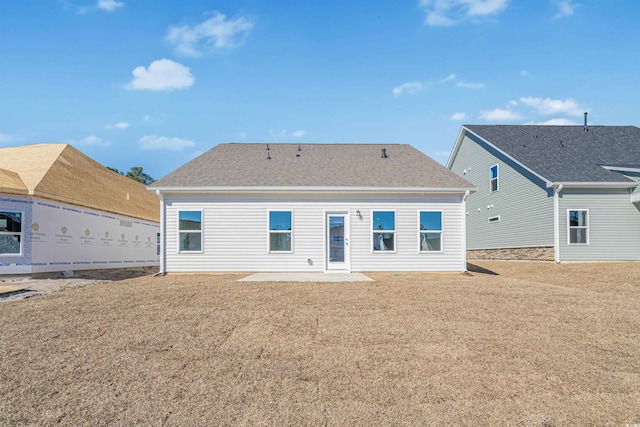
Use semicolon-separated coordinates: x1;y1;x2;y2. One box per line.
268;210;294;254
567;209;589;245
488;215;501;223
371;209;397;253
0;209;24;257
490;164;499;193
177;209;203;253
418;210;443;253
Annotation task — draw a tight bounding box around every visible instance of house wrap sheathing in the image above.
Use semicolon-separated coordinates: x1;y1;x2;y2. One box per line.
0;144;160;275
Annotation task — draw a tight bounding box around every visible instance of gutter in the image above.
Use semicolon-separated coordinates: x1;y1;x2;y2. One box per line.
553;184;563;264
147;186;477;194
462;190;470;272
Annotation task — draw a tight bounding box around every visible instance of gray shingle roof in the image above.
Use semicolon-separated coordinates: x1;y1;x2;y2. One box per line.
464;125;640;183
151;143;473;190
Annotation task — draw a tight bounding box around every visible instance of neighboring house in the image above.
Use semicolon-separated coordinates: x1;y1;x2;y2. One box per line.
0;144;160;275
447;124;640;262
149;143;476;273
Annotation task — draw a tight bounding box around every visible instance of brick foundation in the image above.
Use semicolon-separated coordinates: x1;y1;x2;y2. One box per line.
467;246;555;261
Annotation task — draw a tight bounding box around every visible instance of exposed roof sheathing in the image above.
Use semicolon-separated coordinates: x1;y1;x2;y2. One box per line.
0;144;159;222
463;125;640;183
151;143;474;190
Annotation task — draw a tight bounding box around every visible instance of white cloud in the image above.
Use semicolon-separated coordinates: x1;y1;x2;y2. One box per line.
292;130;306;138
553;0;578;19
520;70;530;77
525;118;579;125
104;121;129;130
519;96;584;116
166;11;254;57
269;130;287;138
237;132;247;139
97;0;124;12
419;0;509;26
392;81;424;96
138;135;195;151
67;135;111;147
435;151;451;157
450;112;467;121
457;81;485;89
479;108;522;122
126;59;194;92
441;73;457;82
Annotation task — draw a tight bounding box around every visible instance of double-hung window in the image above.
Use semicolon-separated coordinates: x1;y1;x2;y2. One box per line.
568;210;588;244
373;211;395;252
269;211;292;252
419;211;442;252
178;210;202;252
490;164;499;193
0;211;22;255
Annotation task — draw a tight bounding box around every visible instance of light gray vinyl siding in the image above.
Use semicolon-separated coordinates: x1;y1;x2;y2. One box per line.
449;133;553;249
558;188;640;261
162;193;466;272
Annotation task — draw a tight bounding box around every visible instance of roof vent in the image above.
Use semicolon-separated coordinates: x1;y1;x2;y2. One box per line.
296;144;301;157
381;148;388;159
584;112;588;131
266;144;271;160
559;140;564;148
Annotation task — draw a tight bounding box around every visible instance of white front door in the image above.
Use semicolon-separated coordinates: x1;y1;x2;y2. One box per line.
326;213;349;271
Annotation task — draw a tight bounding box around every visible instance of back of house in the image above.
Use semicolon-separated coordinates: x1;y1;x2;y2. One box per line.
150;143;476;273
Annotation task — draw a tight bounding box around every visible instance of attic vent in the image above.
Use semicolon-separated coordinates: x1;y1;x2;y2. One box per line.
583;112;588;131
381;148;388;159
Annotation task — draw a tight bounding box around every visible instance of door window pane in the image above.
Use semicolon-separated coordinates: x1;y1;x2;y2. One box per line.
329;216;344;262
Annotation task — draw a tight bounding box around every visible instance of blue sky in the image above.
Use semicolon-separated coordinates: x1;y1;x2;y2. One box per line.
1;0;638;180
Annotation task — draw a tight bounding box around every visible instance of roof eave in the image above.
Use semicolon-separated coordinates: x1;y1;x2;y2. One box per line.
548;181;638;189
149;185;477;194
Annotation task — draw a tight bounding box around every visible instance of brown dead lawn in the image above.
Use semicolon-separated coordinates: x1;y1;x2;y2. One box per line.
1;261;639;426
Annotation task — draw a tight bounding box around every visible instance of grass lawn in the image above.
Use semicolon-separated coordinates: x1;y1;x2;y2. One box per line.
1;261;639;426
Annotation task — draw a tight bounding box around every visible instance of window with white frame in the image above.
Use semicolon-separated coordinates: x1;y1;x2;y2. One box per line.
419;211;442;252
568;210;588;244
269;211;292;252
490;164;499;193
178;210;202;252
373;211;395;252
0;211;22;255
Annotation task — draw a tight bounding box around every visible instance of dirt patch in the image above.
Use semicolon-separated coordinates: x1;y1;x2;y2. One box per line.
1;262;639;425
0;267;157;302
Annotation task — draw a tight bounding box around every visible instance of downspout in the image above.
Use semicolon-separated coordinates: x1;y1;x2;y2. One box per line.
462;190;470;272
156;190;166;275
553;184;563;264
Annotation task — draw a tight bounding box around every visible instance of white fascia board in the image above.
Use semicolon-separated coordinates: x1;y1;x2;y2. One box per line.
600;165;640;173
446;126;467;169
459;127;553;187
151;186;477;195
548;181;638;189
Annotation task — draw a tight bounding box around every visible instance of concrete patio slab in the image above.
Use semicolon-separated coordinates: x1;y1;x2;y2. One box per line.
238;272;374;282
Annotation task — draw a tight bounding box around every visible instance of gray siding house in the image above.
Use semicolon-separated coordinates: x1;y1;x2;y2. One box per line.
447;124;640;262
150;143;476;273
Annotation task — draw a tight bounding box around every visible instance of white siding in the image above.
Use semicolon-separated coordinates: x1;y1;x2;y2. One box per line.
558;188;640;261
162;193;466;272
449;134;554;249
